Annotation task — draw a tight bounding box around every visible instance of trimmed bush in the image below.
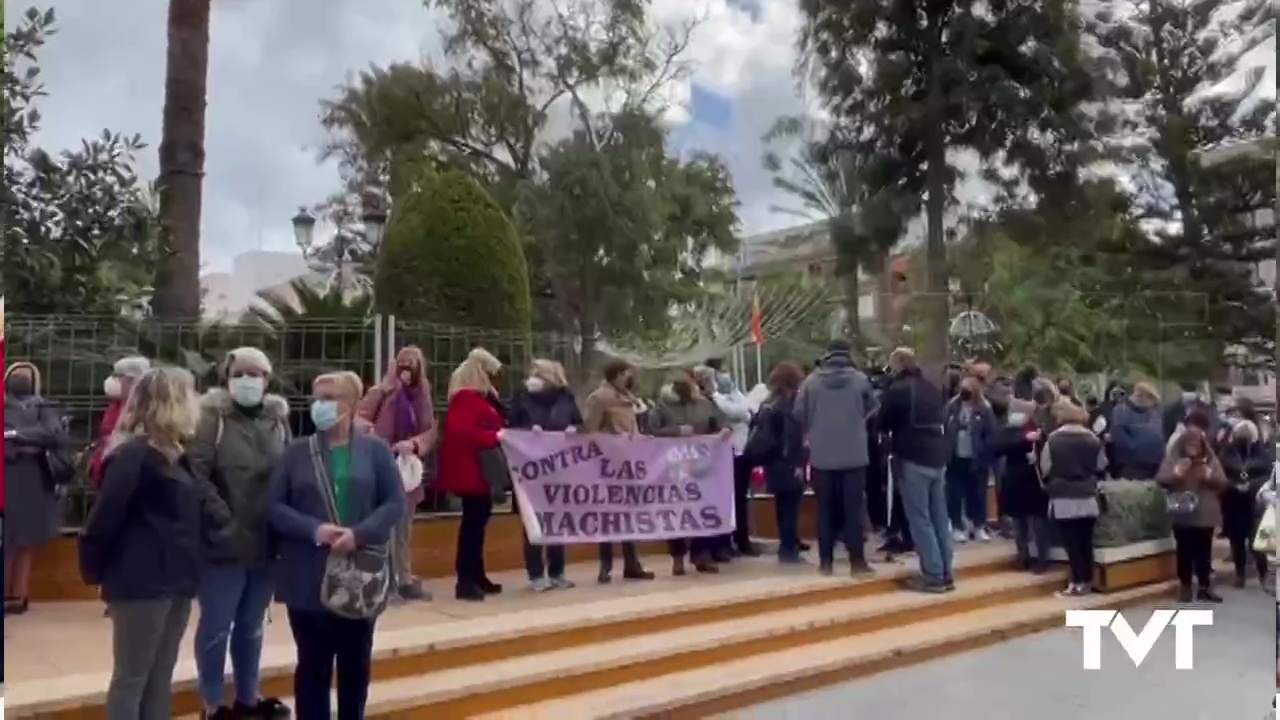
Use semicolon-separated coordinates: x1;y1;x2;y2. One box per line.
374;169;532;330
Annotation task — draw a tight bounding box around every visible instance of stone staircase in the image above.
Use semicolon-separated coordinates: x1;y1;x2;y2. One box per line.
8;543;1177;719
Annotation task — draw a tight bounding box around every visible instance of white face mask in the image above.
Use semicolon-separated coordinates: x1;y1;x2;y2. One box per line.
1182;391;1198;403
104;376;123;398
525;377;546;393
1007;412;1027;427
228;375;266;407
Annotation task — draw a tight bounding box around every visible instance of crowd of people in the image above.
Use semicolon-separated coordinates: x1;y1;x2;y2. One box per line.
2;341;1276;719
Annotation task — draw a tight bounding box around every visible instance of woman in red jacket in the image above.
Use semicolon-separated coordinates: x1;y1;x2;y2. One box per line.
436;348;505;602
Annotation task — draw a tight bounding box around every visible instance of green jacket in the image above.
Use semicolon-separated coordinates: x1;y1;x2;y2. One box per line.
188;388;291;567
649;390;726;437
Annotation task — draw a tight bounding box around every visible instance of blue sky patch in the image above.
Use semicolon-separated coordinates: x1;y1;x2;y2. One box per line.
689;83;733;130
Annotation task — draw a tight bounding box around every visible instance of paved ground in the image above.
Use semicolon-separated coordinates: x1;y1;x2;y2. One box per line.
741;585;1276;720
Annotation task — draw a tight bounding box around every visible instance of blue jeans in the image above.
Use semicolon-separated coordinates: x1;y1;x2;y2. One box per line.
899;461;954;585
195;564;275;707
945;457;987;530
774;490;803;559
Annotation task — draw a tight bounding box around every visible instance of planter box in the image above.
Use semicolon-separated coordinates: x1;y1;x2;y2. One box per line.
1049;536;1177;593
1044;480;1177;593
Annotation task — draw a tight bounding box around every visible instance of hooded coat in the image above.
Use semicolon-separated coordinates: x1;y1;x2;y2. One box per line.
1109;390;1166;479
1156;431;1228;528
187;388;291;567
793;353;879;471
3;362;67;547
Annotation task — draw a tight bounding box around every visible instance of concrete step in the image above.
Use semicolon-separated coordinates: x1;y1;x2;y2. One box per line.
476;580;1178;720
323;569;1065;717
8;545;1016;719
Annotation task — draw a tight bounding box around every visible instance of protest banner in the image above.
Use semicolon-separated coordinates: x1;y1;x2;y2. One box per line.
500;429;735;544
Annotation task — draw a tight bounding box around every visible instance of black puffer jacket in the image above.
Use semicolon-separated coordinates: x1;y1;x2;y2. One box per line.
509;388;583;431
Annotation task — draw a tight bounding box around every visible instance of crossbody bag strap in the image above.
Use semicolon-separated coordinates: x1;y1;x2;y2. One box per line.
308;436;342;524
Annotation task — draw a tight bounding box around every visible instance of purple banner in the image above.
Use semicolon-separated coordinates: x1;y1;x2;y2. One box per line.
501;430;736;544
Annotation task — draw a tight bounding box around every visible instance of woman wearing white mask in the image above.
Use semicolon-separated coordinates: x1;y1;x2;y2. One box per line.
187;347;292;719
509;360;583;591
992;396;1050;573
266;371;403;719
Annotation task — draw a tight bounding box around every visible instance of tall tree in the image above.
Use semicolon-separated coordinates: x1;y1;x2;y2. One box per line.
761;116;905;356
1;8;157;316
1088;0;1275;373
515;109;739;370
151;0;211;320
798;0;1104;372
316;0;696;324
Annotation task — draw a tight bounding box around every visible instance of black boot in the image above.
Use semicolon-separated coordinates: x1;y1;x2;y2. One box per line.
455;582;485;602
1196;586;1223;603
478;577;503;594
1176;584;1194;603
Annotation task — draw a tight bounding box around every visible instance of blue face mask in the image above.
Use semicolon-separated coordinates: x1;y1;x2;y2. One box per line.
228;376;265;407
310;400;341;431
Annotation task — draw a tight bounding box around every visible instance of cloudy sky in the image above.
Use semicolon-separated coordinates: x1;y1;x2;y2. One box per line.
14;0;817;273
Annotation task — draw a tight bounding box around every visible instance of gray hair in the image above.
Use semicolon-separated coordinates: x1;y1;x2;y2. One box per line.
1232;419;1260;444
113;356;151;378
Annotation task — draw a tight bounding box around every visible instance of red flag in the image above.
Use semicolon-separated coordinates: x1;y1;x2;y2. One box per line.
750;292;765;345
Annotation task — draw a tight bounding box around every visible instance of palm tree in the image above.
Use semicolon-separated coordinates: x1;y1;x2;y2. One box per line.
151;0;211;319
245;280;376;395
762;116;903;356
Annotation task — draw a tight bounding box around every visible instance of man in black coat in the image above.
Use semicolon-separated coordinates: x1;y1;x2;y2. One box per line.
879;348;952;592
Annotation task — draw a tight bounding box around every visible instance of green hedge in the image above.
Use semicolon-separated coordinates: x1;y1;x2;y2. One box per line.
375;169;532;331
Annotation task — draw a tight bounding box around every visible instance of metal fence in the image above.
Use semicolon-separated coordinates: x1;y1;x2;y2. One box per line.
5;314;580;527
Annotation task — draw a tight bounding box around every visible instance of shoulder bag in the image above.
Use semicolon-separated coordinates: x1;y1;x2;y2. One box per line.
307;436;392;620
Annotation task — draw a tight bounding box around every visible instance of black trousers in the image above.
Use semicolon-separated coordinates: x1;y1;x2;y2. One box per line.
811;467;867;564
1173;525;1214;588
455;495;493;588
719;456;753;550
287;609;376;720
1222;490;1267;580
774;489;803;558
888;475;913;546
866;453;887;530
669;536;715;559
598;542;643;573
1055;517;1096;586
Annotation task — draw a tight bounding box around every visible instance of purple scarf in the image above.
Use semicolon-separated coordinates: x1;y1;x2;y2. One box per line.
392;383;423;443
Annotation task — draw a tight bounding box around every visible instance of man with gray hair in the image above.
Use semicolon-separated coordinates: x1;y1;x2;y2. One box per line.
90;356;152;487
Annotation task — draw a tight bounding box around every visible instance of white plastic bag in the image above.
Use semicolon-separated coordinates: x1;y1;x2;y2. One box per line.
397;453;424;493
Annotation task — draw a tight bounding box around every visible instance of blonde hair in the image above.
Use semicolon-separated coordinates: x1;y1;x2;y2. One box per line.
888;346;916;370
449;348;501;399
108;367;199;459
1053;398;1087;425
530;359;568;389
314;370;364;404
1131;380;1161;403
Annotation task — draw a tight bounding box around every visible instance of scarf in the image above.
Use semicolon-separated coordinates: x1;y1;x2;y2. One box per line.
392;383;423;443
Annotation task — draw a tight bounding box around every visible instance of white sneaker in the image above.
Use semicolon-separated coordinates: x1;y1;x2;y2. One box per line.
973;528;991;542
529;578;553;592
549;576;575;589
951;529;969;543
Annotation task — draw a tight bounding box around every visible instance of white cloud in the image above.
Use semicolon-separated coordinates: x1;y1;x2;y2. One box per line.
14;0;813;272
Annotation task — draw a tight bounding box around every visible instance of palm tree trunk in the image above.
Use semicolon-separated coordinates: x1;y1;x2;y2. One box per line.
152;0;211;320
840;266;862;358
